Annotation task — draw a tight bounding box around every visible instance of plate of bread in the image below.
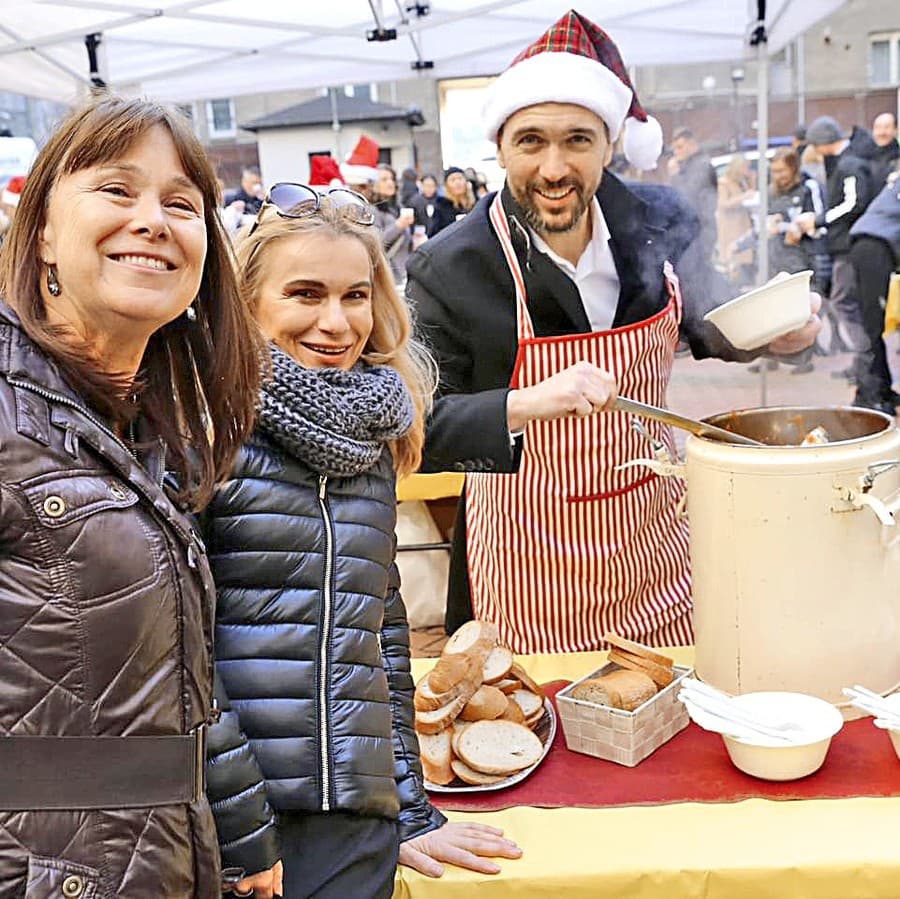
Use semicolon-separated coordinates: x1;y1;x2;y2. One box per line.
415;620;556;792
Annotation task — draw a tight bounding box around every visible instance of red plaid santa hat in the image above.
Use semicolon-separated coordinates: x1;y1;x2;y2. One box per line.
2;174;26;207
483;10;663;171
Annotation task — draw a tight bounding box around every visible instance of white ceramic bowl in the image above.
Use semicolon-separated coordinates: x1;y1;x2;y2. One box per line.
704;270;812;350
721;691;844;781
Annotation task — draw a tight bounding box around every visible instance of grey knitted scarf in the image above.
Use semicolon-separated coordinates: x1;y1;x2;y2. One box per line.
257;344;414;477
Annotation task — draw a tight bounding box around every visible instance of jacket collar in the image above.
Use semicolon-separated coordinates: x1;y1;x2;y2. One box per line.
0;300;85;403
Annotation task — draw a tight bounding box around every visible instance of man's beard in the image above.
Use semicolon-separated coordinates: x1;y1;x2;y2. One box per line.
510;177;591;234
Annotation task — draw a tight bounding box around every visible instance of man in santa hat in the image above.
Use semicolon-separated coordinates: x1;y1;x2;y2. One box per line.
406;10;821;654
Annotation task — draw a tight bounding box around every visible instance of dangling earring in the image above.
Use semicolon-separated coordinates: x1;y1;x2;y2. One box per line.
46;265;61;297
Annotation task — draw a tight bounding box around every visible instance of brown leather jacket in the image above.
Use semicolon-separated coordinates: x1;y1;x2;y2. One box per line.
0;303;220;897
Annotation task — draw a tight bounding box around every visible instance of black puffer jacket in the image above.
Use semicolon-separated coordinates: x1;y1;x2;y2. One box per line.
203;433;445;876
0;303;220;897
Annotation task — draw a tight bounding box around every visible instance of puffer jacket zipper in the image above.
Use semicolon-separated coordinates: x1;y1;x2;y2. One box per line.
316;474;335;811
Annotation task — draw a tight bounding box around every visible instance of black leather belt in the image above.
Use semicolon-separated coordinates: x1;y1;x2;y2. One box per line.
0;726;207;810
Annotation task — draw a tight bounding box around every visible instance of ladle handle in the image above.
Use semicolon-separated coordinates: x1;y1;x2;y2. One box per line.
614;396;762;447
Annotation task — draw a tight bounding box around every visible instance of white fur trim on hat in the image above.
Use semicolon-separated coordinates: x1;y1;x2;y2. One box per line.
340;164;378;185
484;52;632;142
623;114;663;171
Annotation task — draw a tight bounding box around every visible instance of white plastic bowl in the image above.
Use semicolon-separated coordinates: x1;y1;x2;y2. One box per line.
704;270;812;350
721;691;844;781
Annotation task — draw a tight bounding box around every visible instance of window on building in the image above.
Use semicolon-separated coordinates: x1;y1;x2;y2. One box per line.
206;98;236;138
869;33;899;86
377;147;392;166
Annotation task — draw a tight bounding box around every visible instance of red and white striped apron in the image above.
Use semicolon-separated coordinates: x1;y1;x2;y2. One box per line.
465;194;693;653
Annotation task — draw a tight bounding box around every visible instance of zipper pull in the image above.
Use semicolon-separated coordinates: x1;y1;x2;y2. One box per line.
318;474;327;500
187;544;198;570
63;426;79;458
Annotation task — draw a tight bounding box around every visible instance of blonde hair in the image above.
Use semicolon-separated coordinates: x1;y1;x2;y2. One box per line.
235;200;436;477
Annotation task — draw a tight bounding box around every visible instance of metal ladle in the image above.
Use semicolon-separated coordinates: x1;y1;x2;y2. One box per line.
614;396;763;447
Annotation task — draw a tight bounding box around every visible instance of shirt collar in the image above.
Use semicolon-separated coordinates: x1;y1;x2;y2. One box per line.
528;196;609;275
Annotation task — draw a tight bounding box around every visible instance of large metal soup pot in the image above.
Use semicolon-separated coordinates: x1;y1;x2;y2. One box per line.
685;406;900;719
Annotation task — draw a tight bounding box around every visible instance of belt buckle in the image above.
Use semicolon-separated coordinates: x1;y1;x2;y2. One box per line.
191;722;208;803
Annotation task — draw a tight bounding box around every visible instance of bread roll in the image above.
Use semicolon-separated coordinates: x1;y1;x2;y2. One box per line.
570;669;656;711
456;720;543;775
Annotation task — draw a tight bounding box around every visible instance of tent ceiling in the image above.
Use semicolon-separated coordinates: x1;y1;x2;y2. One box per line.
2;0;846;105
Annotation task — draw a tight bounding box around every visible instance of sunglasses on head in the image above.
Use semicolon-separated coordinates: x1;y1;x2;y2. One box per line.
248;182;375;236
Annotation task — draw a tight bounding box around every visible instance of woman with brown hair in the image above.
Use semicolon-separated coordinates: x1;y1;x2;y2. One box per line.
203;187;520;898
0;95;261;895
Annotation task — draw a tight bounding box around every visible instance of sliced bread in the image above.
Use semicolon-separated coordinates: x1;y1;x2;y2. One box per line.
459;684;508;722
418;729;454;785
608;648;674;688
603;631;674;668
499;696;526;724
494;677;523;695
414;674;467;712
510;689;542;720
509;662;545;698
450;758;507;786
427;653;470;694
482;645;514;684
443;620;499;663
414;694;467;735
456;719;543;775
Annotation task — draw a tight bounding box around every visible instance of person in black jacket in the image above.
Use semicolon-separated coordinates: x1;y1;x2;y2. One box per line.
797;116;876;383
204;193;521;899
848;165;900;412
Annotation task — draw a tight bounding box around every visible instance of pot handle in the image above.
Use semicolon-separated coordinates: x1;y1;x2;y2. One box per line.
833;460;900;528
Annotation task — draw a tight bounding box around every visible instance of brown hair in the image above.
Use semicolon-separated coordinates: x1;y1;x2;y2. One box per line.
0;94;263;509
772;147;800;174
235;201;435;477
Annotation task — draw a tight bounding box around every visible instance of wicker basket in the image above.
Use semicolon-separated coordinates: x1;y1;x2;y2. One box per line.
556;662;693;767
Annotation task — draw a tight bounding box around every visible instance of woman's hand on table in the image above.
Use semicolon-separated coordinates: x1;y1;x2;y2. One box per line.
399;822;522;877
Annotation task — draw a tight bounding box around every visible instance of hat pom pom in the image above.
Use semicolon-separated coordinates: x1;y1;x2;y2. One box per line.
623;115;663;171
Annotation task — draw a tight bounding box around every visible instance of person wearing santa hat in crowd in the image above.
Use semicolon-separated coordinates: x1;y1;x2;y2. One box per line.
0;174;26;246
406;10;821;654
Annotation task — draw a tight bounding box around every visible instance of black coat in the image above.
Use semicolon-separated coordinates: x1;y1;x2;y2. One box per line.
405;174;748;630
202;434;445;876
0;302;220;897
817;141;876;255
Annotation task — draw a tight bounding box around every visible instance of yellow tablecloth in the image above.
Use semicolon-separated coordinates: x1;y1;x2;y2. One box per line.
392;649;900;899
396;473;464;503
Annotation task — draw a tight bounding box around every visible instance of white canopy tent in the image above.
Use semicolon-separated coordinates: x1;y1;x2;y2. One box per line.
0;1;845;105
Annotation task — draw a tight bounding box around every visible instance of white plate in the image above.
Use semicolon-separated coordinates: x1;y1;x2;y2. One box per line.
424;698;557;794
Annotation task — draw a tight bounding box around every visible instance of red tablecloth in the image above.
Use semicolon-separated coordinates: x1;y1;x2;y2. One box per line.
428;681;900;813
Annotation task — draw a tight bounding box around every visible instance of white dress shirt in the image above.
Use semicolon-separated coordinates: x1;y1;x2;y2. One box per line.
529;197;621;331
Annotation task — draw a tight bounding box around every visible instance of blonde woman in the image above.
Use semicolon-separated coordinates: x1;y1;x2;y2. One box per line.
717;154;755;283
203;186;520;899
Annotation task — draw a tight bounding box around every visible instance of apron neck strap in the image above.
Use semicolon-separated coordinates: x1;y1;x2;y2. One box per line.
490;193;534;342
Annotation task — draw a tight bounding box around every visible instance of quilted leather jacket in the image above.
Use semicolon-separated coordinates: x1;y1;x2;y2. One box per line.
0;303;220;897
203;432;445;875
